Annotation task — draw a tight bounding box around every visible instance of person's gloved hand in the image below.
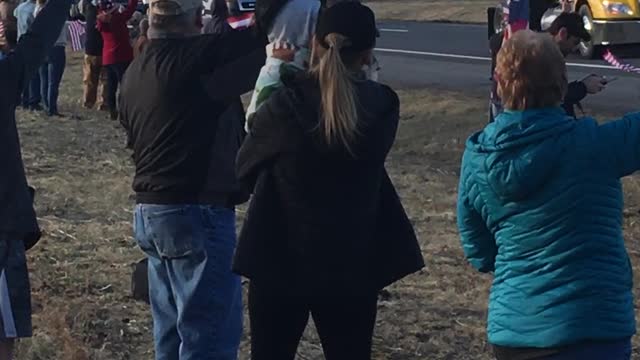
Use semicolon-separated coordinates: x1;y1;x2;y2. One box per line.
582;74;606;94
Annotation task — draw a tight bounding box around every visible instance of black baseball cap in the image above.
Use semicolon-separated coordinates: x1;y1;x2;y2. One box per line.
316;2;378;51
547;12;591;42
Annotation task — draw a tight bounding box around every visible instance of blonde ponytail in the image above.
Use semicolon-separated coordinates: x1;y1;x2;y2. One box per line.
311;33;359;153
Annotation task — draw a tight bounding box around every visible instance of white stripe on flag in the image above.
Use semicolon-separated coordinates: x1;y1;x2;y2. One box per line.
0;270;17;338
602;50;640;74
228;17;253;29
68;21;86;52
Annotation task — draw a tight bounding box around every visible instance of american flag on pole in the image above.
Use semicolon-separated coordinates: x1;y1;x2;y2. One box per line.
503;0;529;40
67;20;86;52
0;20;5;44
603;50;640;74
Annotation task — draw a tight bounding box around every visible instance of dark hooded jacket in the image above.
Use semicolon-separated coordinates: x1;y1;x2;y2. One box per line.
233;72;425;295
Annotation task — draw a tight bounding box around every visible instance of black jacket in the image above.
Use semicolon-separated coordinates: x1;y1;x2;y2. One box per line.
0;0;70;239
562;80;587;118
83;1;102;57
233;73;425;295
119;29;266;206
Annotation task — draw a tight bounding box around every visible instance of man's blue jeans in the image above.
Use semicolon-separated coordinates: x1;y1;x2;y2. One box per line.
133;204;242;360
39;45;66;115
21;72;41;109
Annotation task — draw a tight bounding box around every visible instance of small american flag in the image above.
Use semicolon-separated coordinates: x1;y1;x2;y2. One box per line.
503;0;529;40
603;50;640;74
227;13;254;30
67;20;86;52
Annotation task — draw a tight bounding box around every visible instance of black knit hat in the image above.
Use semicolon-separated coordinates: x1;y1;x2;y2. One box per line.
316;2;377;52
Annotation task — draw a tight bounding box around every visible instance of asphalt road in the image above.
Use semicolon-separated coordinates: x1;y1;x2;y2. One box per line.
375;20;640;115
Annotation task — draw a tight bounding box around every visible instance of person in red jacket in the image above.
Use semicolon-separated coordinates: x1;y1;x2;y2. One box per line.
97;0;136;120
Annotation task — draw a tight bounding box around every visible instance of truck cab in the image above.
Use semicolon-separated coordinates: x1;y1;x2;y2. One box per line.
489;0;640;58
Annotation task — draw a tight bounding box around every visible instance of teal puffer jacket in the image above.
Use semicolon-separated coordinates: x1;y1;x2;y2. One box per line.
457;107;637;348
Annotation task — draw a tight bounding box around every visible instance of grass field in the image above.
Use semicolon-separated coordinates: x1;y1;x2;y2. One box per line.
12;52;640;359
364;0;495;23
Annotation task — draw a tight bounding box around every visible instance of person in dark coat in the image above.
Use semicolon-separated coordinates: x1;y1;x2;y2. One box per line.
233;3;424;359
0;0;70;356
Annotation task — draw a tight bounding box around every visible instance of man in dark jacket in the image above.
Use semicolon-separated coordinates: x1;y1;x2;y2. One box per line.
489;12;606;121
0;0;70;357
118;0;265;356
81;0;108;110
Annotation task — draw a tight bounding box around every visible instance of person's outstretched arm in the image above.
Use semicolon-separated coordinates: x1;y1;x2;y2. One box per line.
198;26;267;100
457;172;497;273
597;112;640;177
0;0;71;105
198;26;267;74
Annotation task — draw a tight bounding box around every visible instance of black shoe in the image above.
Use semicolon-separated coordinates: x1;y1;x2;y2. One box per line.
48;112;65;118
30;104;43;111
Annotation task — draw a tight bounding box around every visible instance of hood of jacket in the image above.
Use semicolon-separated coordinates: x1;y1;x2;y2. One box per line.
465;107;576;201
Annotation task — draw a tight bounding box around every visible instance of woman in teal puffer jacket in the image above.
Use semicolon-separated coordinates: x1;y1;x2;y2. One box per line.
458;30;637;360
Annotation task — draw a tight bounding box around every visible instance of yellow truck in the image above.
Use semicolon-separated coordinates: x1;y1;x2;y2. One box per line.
489;0;640;58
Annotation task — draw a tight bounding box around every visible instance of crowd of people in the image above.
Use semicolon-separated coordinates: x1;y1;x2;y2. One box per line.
0;0;148;118
1;0;640;359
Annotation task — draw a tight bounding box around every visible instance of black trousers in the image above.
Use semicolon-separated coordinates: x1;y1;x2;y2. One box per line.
105;62;129;114
248;282;378;360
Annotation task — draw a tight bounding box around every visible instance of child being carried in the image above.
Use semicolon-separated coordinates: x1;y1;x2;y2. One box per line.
245;0;320;132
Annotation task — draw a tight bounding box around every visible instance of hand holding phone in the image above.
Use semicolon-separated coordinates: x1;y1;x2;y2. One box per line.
581;74;606;94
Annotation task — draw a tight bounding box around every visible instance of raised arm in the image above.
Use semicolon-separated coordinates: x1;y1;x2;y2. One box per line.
596;112;640;177
0;0;71;104
198;26;267;74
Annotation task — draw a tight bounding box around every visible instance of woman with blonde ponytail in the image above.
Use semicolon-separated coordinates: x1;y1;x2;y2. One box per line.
233;2;424;359
312;32;360;152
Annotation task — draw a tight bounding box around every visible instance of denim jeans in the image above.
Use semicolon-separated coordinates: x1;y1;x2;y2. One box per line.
133;204;242;360
39;46;66;115
21;71;41;109
105;62;129;115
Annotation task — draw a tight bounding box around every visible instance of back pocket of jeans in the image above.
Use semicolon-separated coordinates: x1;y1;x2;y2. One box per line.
147;207;204;259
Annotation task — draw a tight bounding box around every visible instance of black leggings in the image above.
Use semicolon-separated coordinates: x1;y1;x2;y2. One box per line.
105;62;130;113
248;282;378;360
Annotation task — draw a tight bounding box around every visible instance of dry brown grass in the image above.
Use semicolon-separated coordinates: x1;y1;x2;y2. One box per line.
364;0;495;23
12;52;640;359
